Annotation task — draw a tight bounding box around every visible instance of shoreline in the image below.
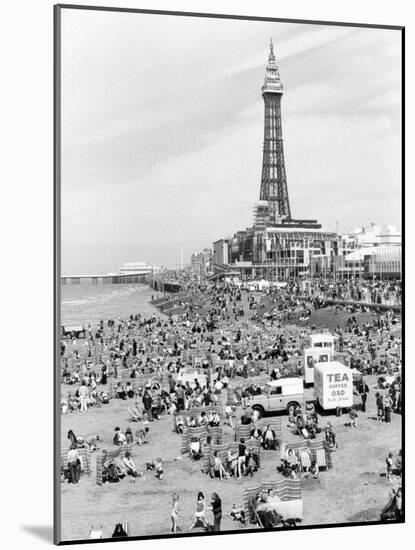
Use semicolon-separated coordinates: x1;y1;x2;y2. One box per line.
60;283;165;326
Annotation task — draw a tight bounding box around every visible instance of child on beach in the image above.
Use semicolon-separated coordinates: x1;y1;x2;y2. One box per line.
189;492;209;531
385;452;394;481
349;408;358;428
155;457;164;480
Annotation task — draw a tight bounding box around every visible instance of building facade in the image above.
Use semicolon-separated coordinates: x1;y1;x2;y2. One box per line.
190;248;213;277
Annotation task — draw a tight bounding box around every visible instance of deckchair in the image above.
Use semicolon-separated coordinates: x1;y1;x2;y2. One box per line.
298;449;311;476
315;447;327;469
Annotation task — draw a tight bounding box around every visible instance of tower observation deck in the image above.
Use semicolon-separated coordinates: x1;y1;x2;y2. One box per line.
258;40;291;224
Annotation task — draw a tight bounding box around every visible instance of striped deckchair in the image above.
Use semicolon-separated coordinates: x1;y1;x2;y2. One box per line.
181;425;223;455
201;440;262;474
309;439;332;469
96;444;133;486
172;405;224;431
282;439;332;471
299;449;312;474
242;479;302;524
234;424;253;442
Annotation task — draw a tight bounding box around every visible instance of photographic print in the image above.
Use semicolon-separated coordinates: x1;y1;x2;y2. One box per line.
54;5;404;544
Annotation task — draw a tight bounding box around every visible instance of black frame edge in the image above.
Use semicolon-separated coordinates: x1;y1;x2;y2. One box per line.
52;5;405;544
54;3;62;546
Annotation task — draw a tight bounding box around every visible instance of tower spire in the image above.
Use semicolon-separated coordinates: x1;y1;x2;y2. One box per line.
258;42;291;223
262;40;283;95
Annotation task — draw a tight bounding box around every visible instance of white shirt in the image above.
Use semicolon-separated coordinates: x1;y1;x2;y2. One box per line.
117;432;127;445
67;449;79;463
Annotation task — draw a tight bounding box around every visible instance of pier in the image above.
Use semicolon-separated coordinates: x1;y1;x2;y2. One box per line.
61;274;149;285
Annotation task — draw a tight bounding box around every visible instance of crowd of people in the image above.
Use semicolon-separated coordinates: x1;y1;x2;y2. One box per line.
60;275;403;536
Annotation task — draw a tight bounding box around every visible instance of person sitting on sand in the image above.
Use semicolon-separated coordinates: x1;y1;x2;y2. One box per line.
88;526;103;539
122;451;140;477
199;412;208;427
227;448;239;477
129;401;144;422
111;523;128;538
116;383;127;400
126;382;134;399
244;450;258;477
210;451;227;480
263;425;278;450
283;448;299;479
113;427;127;446
230;504;246;525
240;409;252;425
125;427;134;444
265;488;281;503
154;457;164;480
210;412;221;427
175;414;185;434
190;437;202;461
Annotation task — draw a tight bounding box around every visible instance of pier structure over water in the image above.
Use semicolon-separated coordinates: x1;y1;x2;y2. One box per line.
61;274;149;285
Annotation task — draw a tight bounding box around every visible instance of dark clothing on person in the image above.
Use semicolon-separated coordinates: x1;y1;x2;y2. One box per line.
211;497;222;531
68;461;80;484
359;383;369;412
168;377;176;393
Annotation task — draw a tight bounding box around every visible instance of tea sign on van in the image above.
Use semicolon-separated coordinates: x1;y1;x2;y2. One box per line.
327;373;349;383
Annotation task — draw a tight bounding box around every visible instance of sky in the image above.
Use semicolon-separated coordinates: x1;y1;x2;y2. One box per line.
60;9;402;275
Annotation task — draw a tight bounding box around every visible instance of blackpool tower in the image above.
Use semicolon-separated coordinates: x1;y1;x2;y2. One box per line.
258;40;291;224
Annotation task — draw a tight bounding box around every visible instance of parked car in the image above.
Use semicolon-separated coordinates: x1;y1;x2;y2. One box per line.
250;378;304;417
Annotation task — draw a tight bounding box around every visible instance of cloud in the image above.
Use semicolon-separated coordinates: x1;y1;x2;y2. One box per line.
59;10;402;273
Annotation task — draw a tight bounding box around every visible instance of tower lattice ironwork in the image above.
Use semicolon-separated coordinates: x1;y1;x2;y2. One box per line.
259;40;291;224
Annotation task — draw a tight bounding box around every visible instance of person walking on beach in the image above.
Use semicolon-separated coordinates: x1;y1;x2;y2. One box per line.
79;380;88;413
384;394;392;423
170;493;180;534
359;379;369;413
210;492;222;532
376;393;384;422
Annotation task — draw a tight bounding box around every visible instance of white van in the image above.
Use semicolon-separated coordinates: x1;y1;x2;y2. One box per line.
250;378;304;417
303;347;333;385
307;333;336;352
314;361;353;411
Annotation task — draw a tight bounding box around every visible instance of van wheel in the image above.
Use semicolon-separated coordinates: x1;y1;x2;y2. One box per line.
287;401;299;413
252;406;264;419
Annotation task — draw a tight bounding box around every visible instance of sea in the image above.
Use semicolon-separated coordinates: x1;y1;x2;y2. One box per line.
60;283;164;326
